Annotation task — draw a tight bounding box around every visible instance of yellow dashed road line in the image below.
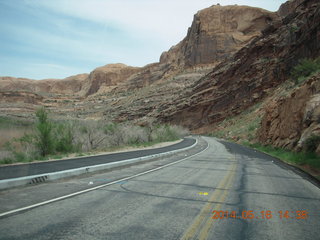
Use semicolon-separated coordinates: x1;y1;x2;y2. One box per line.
180;156;237;240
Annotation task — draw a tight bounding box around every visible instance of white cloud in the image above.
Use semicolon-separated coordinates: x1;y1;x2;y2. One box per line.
27;0;215;46
2;0;287;79
0;55;85;80
28;0;285;44
26;63;84;79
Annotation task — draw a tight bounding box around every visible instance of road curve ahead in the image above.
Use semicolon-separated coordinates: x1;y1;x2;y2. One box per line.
0;136;319;240
0;138;195;180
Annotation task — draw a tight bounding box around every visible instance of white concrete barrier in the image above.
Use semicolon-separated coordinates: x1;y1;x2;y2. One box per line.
0;138;198;190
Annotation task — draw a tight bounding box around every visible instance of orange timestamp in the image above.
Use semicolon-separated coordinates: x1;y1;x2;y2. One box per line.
212;210;308;220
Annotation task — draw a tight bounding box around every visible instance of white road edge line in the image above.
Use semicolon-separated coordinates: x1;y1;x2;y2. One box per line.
0;137;209;218
0;138;197;190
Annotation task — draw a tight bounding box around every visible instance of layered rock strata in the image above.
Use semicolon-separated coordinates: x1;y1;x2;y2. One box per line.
258;73;320;151
160;0;320;130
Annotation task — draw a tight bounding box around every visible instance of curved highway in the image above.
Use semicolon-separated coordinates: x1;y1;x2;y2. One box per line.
0;136;319;240
0;138;195;180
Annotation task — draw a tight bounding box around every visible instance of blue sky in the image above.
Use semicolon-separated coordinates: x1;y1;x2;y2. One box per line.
0;0;287;80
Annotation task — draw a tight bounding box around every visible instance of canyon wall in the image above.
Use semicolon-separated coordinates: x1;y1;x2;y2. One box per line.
258;73;320;152
160;5;277;68
160;0;320;130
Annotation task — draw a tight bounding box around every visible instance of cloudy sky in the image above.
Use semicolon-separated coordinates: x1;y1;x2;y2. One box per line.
0;0;287;80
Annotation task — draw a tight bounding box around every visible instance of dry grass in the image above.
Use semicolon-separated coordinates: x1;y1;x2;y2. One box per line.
208;103;263;143
0;116;189;164
0;128;33;147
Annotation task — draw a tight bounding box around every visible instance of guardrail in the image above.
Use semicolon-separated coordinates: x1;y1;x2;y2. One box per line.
0;138;198;190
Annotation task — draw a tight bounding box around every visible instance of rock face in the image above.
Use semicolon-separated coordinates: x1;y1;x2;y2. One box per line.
1;0;319;139
0;74;87;95
117;5;277;92
83;64;140;96
0;4;277;103
160;5;277;68
258;73;320;151
159;0;320;130
113;63;176;92
0;74;88;119
0;64;140;98
278;0;306;17
0;91;43;104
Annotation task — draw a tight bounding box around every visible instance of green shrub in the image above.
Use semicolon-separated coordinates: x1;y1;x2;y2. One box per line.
35;108;54;156
248;124;256;132
0;157;15;164
291;58;320;84
54;123;76;153
0;109;189;164
12;151;29;162
104;123;118;135
150;124;187;142
245;142;320;170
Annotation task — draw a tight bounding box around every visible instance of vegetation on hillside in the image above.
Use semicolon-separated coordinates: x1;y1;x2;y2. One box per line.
0;108;189;164
211;108;320;176
208;103;263;142
208;61;320;177
291;57;320;85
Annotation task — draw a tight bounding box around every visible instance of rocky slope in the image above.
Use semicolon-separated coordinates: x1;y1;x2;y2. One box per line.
82;64;141;96
258;73;320;152
1;0;319;142
116;5;277;91
98;4;278;122
0;64;139;98
159;0;320;130
0;74;87;116
0;74;87;95
0;4;277;120
0;64;140;118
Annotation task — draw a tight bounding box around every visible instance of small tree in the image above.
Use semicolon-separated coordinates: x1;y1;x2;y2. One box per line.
35;108;54;156
55;122;76;153
79;120;108;151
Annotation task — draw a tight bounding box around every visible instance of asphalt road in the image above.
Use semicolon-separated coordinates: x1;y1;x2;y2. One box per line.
0;138;195;180
0;136;319;240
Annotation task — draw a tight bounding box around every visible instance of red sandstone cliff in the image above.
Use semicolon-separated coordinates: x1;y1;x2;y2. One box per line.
82;64;141;96
159;0;320;130
258;73;320;151
1;0;319;144
115;5;277;92
0;4;277;101
0;74;87;95
160;5;277;68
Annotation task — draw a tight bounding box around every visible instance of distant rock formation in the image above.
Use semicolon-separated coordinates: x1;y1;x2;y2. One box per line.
159;0;320;129
160;5;277;68
0;4;277;101
82;64;141;96
277;0;305;17
1;0;319;147
115;5;277;92
0;74;87;95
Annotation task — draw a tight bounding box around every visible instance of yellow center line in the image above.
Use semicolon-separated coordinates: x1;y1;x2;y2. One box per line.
198;162;237;240
180;156;237;240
